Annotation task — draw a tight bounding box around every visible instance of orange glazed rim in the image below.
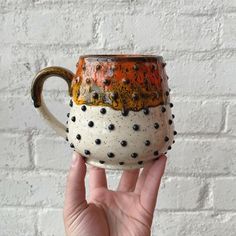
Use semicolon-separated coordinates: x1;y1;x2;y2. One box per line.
79;54;164;62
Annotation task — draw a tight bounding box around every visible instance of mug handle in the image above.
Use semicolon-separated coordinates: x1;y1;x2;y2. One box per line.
31;66;75;139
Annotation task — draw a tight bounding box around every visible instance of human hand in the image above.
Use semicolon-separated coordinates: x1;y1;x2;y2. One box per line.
63;152;167;236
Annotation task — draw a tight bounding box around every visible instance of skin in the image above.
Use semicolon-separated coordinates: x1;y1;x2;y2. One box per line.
63;152;167;236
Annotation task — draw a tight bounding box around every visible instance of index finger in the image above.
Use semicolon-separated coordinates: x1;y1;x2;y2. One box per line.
140;155;167;215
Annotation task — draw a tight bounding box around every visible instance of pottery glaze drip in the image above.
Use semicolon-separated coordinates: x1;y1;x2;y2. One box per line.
72;55;169;113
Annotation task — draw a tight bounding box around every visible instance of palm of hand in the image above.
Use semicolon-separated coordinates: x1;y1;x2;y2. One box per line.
64;154;166;236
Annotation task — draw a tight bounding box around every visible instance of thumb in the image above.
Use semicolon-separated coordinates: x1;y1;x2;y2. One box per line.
64;152;88;220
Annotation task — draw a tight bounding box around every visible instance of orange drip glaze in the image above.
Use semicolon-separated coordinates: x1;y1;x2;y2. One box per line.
72;56;169;112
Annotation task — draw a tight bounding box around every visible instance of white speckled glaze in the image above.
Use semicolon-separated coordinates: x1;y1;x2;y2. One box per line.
67;103;175;170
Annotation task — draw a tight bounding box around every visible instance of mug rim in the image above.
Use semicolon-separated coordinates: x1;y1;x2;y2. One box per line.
79;54;163;62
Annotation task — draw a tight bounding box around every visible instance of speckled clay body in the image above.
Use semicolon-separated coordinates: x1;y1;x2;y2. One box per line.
31;55;176;170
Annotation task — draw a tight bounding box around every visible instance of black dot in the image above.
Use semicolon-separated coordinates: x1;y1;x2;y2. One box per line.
122;78;130;84
132;93;139;100
174;131;177;135
95;139;101;145
121;109;129;116
121;140;127;146
165;91;169;96
164;136;169;142
81;105;87;111
82;65;86;70
119;162;124;165
138;161;143;165
103;79;111;86
145;140;150;146
76;134;81;140
154;150;159;156
168;146;172;150
66;137;68;141
66;121;68;124
107;152;114;158
111;92;118;100
164;152;167;154
173;140;175;144
99;160;105;164
100;108;106;114
133;124;139;131
86;78;91;84
67;113;70;118
66;128;69;133
168;119;173;125
96;64;101;70
69;99;73;107
71;116;76;122
92;92;99;99
143;108;149;115
161;107;166;113
108;124;115;130
133;64;139;70
172;114;175;119
84;150;90;155
154;123;159;129
70;143;74;148
88;121;94;127
170;103;174;108
131;153;138;158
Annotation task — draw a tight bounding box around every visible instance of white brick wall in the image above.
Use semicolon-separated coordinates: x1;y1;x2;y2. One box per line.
0;1;235;235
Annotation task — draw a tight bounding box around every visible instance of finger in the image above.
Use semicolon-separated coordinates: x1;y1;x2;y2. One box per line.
140;155;167;215
64;152;88;215
134;160;154;195
89;165;107;190
117;169;140;192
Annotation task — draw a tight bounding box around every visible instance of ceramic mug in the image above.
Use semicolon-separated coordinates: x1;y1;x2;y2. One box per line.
31;54;177;170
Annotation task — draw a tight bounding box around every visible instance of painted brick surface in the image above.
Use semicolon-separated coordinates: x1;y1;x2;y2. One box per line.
0;0;235;235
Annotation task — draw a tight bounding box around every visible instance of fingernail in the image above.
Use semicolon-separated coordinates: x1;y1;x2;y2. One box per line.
71;152;79;167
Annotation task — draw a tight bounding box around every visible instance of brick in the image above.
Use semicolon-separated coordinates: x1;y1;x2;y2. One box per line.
0;96;69;132
35;136;71;170
168;55;236;96
156;177;207;210
133;15;218;51
223;0;236;11
38;209;65;236
98;15;133;50
177;0;222;15
214;56;236;95
221;14;236;48
0;45;77;93
0;208;36;236
0;9;93;44
173;100;223;133
0;171;66;207
227;103;236;136
167;59;215;96
152;212;236;236
167;138;236;175
0;45;47;93
0;133;30;169
135;0;221;15
214;178;236;210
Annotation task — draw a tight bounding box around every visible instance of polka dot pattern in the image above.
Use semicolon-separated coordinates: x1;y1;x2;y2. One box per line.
67;104;175;170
